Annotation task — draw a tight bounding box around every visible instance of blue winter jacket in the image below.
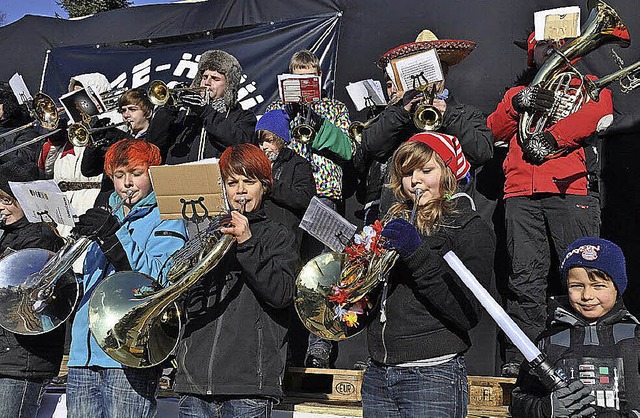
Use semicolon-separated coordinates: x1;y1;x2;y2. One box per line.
68;191;187;368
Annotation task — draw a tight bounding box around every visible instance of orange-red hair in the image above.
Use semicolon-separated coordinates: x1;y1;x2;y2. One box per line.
104;138;161;177
219;143;273;193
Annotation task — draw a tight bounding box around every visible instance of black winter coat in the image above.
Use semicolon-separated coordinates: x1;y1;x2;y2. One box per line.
264;147;316;252
0;126;39;166
367;196;495;364
0;218;65;381
174;209;298;400
510;297;640;418
166;104;256;164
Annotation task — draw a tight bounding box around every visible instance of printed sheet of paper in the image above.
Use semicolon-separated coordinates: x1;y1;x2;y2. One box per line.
9;180;76;226
277;74;321;103
8;73;32;105
299;196;357;253
59;86;107;123
345;79;387;111
534;6;581;41
386;48;443;92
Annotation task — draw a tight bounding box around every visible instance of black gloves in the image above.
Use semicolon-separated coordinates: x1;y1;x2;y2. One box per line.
512;86;556;114
522;131;558;164
72;207;120;241
550;380;596;418
285;102;324;132
593;407;627;417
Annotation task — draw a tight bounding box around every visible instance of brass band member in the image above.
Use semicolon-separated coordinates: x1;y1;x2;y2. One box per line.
363;133;495;418
165;50;256;164
175;144;298;418
0;161;64;418
65;139;187;417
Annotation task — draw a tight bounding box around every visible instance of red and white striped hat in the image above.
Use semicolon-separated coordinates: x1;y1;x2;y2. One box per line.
407;132;470;180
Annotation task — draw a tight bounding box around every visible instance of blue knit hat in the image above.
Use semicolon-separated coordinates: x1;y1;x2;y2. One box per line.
256;110;291;143
560;237;627;295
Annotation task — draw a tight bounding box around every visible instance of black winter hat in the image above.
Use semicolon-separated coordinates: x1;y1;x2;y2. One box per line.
0;161;39;198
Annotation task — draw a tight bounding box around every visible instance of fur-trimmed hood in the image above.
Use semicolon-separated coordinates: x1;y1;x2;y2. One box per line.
191;49;243;108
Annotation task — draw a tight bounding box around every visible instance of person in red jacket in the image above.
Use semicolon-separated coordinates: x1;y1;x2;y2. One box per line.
487;30;614;376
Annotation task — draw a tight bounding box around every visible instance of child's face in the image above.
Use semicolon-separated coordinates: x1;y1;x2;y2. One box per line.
401;155;443;207
112;165;152;208
257;130;283;161
567;267;618;321
224;173;264;213
120;103;150;134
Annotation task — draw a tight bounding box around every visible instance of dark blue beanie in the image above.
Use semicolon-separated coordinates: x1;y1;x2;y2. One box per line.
256;110;291;143
560;237;627;295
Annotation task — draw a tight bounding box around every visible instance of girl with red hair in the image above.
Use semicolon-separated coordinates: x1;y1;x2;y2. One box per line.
65;138;187;418
174;143;298;418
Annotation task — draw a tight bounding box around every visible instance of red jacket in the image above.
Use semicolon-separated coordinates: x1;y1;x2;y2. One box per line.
487;83;613;199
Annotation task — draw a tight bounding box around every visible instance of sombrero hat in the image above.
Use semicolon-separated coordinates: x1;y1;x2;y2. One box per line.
377;29;477;69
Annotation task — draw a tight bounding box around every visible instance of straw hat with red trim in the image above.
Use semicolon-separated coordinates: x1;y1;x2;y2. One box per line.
377;29;477;69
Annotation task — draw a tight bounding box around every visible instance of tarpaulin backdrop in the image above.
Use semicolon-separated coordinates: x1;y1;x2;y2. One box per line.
42;12;342;115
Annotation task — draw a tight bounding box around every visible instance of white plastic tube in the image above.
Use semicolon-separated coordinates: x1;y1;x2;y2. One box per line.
443;251;541;362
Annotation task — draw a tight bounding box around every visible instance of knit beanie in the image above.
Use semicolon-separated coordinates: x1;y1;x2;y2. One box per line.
407;132;470;180
560;237;628;295
0;161;39;198
256;110;291;143
191;50;243;108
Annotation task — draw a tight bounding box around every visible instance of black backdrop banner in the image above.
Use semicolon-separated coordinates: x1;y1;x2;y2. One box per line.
42;12;342;115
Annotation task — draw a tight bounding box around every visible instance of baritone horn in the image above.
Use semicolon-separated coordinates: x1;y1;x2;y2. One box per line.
519;0;640;148
147;80;208;106
295;189;423;340
0;191;132;335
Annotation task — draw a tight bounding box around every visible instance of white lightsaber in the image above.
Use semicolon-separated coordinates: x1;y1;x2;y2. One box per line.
443;251;567;390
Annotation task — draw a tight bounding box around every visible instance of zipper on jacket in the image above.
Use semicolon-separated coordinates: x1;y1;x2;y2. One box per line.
382;321;389;364
84;329;92;367
257;326;264;390
207;304;224;394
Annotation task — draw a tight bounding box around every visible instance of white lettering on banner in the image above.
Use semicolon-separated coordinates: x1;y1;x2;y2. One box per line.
173;53;200;79
132;58;152;88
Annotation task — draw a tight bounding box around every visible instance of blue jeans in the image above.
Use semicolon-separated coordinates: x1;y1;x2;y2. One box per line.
66;367;160;418
178;395;273;418
0;377;46;418
362;357;469;418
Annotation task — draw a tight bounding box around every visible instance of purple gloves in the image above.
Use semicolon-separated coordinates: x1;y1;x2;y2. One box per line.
381;218;422;258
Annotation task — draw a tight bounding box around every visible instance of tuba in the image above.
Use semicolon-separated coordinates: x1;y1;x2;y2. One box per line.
89;214;235;368
0;192;131;335
519;0;640;149
295;190;422;340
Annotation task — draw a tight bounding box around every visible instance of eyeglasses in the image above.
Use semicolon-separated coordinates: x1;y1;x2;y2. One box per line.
0;197;13;205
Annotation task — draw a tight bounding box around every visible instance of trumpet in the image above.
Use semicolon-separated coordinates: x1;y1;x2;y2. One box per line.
348;114;381;144
0;93;60;141
291;103;316;144
67;120;130;147
147;80;209;106
413;84;443;131
0;191;132;335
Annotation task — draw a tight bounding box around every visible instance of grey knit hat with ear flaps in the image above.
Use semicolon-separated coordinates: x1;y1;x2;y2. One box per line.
191;50;243;108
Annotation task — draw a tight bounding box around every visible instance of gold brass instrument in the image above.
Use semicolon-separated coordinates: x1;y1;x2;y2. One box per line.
89;213;235;368
519;0;639;148
413;84;443;131
147;80;209;106
0;192;132;335
348;114;381;144
67;120;130;147
0;93;60;141
295;190;423;340
291;103;316;144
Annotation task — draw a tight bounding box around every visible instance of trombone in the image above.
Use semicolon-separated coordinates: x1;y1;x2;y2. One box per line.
147;80;209;106
0;93;60;141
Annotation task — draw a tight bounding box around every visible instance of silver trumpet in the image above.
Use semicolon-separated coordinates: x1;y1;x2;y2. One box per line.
0;191;132;335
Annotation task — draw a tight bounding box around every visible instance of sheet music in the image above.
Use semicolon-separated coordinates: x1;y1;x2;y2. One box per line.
346;79;387;111
8;73;32;105
9;180;76;226
386;49;443;92
299;196;357;253
277;74;321;103
534;6;580;41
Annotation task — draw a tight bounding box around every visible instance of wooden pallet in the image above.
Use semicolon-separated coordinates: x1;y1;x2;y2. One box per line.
468;376;516;408
284;367;364;402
